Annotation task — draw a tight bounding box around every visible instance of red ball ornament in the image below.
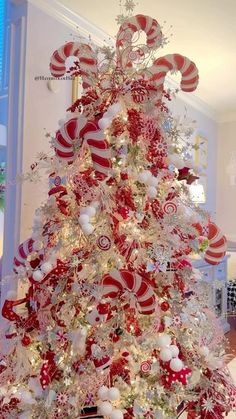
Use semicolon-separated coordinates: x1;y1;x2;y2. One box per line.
158;321;165;333
21;335;31;346
160;301;170;312
97;302;110;315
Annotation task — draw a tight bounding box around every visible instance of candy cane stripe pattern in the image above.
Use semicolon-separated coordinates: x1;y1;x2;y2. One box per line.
13;238;36;271
116;14;163;67
116;14;163;49
102;269;156;315
55;116;112;177
149;53;199;94
204;222;227;265
49;42;97;89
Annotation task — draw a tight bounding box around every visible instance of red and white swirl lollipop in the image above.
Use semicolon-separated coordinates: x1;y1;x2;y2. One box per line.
163;201;177;215
116;14;163;68
102;269;156;315
54;116;112;177
204;222;227;265
97;235;112;251
149;53;199;97
50;42;97;90
140;360;152;373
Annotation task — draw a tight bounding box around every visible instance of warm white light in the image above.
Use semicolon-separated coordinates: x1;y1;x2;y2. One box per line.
189;181;206;204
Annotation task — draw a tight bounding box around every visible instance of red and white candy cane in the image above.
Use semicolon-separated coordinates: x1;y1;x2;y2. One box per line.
54;116;112;177
149;53;199;96
102;269;156;315
13;238;39;272
116;14;163;68
50;42;97;90
193;221;227;265
204;222;227;265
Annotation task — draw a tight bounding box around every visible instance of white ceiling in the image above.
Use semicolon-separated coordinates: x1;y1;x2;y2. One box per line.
59;0;236;117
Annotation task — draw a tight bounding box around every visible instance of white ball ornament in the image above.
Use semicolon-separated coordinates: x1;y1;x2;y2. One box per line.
32;270;44;282
111;409;124;419
81;223;94;235
40;262;53;274
20;390;35;404
107;387;120;401
147;186;157;198
98;385;109;401
199;346;209;357
78;214;90;225
169;345;179;358
146;176;158;187
98;117;110;130
99;401;113;416
159;348;173;362
156;334;171;348
170;358;183;372
84;206;96;217
138;171;151;184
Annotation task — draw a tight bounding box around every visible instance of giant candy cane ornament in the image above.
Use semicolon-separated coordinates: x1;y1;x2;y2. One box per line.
49;42;97;90
13;238;40;272
204;222;227;265
102;269;156;315
193;221;227;265
149;53;199;95
54;116;112;177
116;14;163;68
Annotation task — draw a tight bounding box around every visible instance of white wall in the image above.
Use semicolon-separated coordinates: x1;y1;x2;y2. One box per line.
20;2;75;241
216;119;236;279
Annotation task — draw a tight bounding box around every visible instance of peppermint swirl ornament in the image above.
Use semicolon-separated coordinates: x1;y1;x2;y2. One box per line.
97;235;112;251
163;201;177;215
140;360;152;373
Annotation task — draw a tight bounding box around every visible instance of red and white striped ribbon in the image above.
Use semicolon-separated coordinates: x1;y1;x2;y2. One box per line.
49;42;97;90
54;116;112;177
102;269;156;315
149;53;199;96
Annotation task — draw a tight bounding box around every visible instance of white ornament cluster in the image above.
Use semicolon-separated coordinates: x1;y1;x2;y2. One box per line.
78;202;98;236
156;334;184;372
138;170;159;199
32;253;57;282
98;102;122;130
98;386;123;419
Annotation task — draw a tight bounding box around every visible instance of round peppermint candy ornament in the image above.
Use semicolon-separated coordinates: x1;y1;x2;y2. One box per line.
97;235;112;251
140;360;152;373
162;201;177;215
